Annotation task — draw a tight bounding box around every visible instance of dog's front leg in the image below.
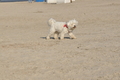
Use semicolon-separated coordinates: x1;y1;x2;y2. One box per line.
69;32;76;39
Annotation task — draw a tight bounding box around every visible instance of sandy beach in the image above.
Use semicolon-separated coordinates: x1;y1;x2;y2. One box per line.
0;0;120;80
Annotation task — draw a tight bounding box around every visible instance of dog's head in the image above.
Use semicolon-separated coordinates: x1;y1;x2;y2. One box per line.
48;18;56;26
67;19;78;30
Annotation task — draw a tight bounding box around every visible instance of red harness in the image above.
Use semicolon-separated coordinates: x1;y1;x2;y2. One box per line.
63;24;68;28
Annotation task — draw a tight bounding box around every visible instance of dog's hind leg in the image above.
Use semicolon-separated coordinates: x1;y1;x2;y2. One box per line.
46;29;55;39
54;32;59;39
60;33;65;40
46;32;54;39
46;28;56;39
46;34;51;39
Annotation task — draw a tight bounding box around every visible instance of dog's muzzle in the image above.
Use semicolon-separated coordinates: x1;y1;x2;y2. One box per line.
73;25;76;28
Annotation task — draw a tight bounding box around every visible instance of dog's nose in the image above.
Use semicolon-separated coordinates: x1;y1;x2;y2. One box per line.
74;25;76;28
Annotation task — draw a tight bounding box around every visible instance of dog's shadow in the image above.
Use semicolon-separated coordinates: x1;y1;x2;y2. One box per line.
40;37;70;40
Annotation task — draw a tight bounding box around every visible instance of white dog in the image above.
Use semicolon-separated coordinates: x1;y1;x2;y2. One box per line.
46;18;78;40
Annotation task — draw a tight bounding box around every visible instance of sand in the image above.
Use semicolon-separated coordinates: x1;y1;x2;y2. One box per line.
0;0;120;80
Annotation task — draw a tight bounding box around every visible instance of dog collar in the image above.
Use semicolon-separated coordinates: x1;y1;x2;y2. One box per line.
63;24;68;28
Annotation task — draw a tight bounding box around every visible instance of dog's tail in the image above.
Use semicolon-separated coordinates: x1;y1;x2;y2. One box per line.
48;18;56;26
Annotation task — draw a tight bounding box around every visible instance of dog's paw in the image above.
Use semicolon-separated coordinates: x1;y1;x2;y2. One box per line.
46;36;50;40
54;38;59;40
60;37;64;40
70;37;77;39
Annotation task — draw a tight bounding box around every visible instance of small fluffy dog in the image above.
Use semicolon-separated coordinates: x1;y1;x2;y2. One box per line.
46;18;78;40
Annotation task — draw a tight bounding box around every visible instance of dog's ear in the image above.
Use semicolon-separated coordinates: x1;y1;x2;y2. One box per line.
76;20;78;25
51;18;54;19
67;20;71;27
73;19;77;21
73;19;78;25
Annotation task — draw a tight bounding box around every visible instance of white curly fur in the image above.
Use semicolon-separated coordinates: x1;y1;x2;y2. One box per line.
46;18;78;40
